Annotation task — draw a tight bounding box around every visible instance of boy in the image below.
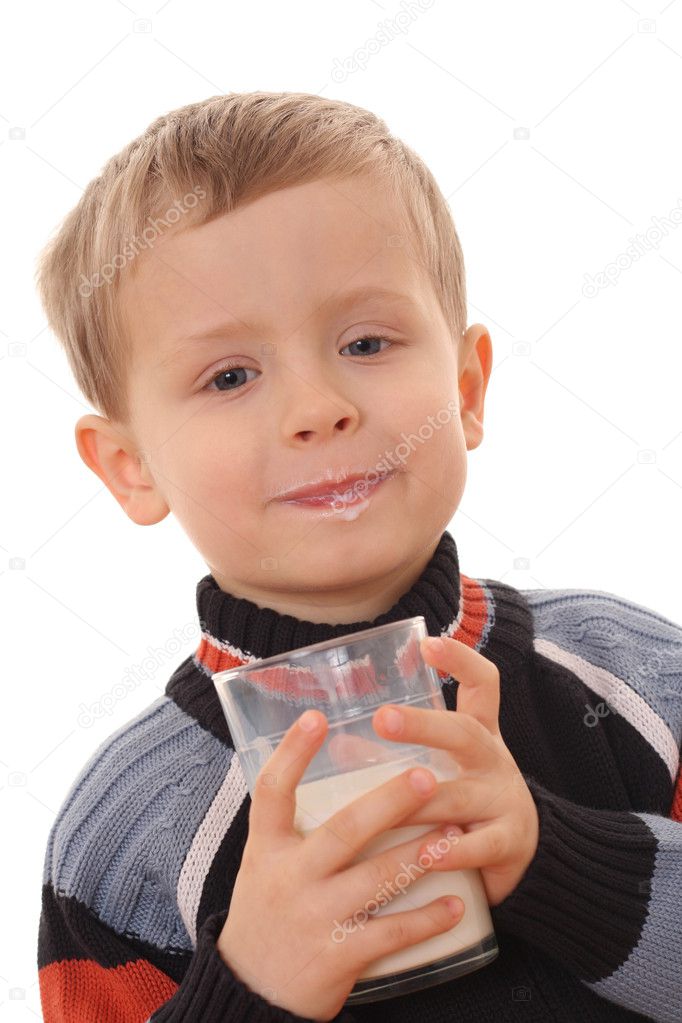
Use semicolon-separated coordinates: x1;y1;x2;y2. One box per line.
35;91;682;1022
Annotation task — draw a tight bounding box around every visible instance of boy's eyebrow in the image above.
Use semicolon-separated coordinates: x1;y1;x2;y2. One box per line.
171;285;420;349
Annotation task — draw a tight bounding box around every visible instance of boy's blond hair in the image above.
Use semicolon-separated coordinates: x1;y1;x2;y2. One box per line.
34;90;467;426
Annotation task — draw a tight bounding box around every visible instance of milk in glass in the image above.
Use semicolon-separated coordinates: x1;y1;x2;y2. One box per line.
293;757;495;982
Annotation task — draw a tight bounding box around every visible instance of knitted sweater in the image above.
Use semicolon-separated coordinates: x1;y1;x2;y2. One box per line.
37;531;682;1023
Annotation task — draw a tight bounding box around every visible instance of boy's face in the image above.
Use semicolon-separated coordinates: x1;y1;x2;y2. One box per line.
78;173;491;623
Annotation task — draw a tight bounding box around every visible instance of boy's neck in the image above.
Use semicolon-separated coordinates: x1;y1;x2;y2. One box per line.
208;535;443;628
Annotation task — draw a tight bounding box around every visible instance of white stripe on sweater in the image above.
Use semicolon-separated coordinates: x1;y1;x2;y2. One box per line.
177;752;248;945
534;637;678;782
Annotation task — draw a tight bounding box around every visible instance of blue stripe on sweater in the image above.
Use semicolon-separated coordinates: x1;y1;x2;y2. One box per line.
42;695;234;951
586;811;682;1023
522;588;682;746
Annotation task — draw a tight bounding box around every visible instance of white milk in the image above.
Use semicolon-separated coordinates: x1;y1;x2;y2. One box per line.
293;757;495;981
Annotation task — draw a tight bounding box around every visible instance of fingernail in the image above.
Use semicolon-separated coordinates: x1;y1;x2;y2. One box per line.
409;768;435;794
382;707;403;734
423;637;445;654
299;710;319;733
444;896;463;917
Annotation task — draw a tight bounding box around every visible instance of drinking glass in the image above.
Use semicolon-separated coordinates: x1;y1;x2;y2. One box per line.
212;615;498;1004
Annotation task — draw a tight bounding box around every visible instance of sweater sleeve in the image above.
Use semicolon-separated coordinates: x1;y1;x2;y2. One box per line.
37;882;358;1023
489;773;682;1023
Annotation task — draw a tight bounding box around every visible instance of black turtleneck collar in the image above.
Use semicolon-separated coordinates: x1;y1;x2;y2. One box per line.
166;529;535;745
197;530;461;661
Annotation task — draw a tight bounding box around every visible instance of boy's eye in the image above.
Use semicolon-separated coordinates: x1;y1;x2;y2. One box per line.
203;334;393;394
205;364;257;394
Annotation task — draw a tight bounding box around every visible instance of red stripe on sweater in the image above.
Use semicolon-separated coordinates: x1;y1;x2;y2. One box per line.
453;574;489;649
39;956;177;1022
195;636;244;675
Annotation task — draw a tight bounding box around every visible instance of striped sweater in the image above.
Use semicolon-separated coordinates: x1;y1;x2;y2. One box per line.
37;530;682;1022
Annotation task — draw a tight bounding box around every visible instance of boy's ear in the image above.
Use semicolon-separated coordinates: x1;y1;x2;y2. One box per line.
458;324;493;452
75;414;170;526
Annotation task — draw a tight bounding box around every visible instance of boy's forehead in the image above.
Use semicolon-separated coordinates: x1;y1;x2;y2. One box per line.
121;175;430;360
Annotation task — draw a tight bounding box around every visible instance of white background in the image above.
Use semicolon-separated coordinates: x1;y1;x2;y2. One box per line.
2;0;682;1016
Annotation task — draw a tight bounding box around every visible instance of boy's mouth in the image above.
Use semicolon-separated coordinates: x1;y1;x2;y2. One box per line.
276;469;398;509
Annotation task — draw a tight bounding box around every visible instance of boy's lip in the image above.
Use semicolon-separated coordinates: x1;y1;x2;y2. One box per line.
274;469;397;503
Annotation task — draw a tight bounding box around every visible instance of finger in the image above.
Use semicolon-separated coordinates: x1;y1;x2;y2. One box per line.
327;731;395;772
372;704;502;772
385;777;508;829
301;762;440;876
350;894;465;968
420;635;501;735
339;820;464;914
418;820;512;871
249;709;328;840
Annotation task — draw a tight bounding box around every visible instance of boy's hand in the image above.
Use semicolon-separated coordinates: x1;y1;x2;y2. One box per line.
372;635;540;908
218;707;467;1022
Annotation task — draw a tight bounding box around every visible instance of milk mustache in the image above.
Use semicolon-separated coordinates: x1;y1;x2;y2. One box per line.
293;757;495;981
